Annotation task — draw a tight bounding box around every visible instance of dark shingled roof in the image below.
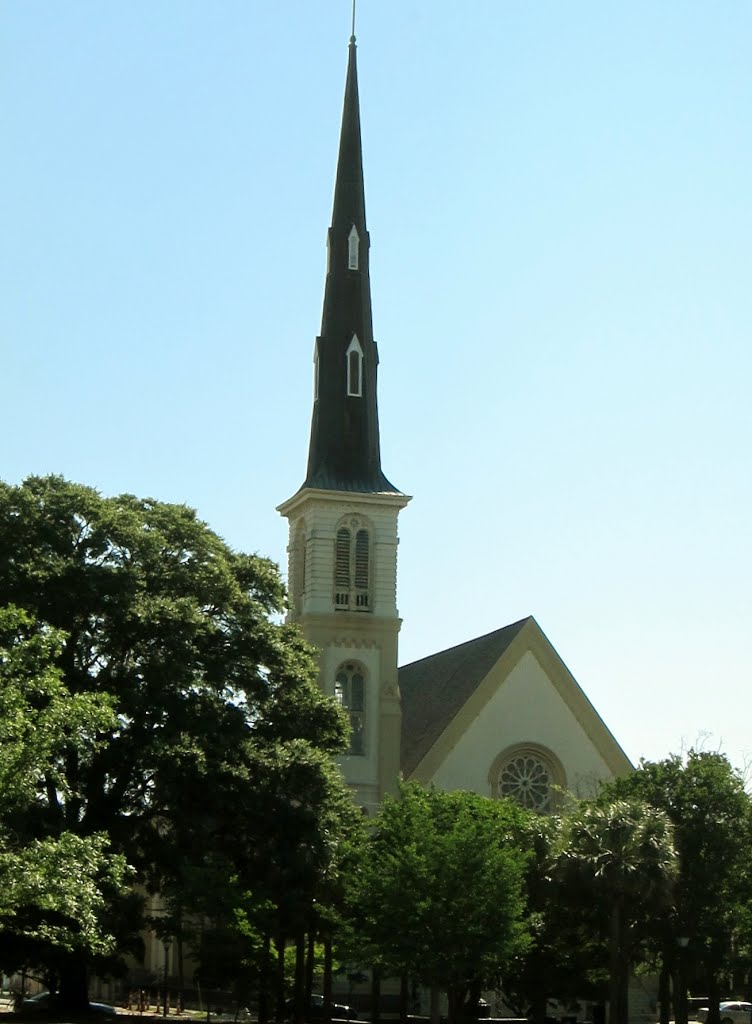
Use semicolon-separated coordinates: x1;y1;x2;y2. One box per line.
399;618;531;777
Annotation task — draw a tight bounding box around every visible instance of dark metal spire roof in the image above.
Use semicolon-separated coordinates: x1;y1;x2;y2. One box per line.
301;38;400;495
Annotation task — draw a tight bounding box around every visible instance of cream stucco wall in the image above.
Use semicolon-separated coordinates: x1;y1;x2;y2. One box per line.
428;650;616;799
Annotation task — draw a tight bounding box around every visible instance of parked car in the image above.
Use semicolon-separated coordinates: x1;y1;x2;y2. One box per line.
285;993;354;1021
20;991;117;1017
688;999;710;1020
697;1002;752;1024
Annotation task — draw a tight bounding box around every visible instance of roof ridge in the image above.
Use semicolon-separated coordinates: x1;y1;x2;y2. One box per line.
399;616;532;671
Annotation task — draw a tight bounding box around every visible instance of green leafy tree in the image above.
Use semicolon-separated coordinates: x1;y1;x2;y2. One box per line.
0;475;353;1009
556;798;677;1024
0;605;131;976
157;739;363;1022
344;784;532;1024
0;605;114;810
600;752;752;1024
502;812;607;1024
0;832;131;971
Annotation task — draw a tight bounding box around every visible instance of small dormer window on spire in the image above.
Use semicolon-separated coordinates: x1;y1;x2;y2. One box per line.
348;225;360;270
346;334;363;397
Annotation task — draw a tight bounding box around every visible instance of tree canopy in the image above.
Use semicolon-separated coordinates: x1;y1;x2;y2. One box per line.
344;784;532;1024
0;604;131;971
0;475;356;1006
556;798;677;1024
600;752;752;1024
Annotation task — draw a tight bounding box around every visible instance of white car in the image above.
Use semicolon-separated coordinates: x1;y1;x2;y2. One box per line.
697;1003;752;1024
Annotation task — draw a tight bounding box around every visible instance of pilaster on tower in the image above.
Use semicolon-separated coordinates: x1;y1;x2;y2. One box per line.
277;35;410;813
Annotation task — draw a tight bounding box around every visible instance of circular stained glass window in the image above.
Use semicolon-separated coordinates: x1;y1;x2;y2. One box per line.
499;753;552;812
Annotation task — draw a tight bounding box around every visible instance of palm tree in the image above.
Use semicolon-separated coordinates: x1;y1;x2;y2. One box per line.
557;799;677;1024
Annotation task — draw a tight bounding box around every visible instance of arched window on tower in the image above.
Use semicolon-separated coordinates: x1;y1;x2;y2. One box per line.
346;334;363;397
333;519;371;611
313;340;320;401
335;661;366;755
348;225;360;270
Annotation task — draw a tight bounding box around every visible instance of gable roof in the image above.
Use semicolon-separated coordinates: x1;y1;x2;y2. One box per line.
399;617;531;777
399;616;633;781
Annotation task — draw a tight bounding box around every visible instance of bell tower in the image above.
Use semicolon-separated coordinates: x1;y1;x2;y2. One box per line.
277;35;410;813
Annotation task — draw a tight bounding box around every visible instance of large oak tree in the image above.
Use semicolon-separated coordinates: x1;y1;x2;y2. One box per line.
0;475;354;1008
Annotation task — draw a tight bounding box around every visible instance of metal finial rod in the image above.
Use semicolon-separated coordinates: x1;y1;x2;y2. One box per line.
350;0;356;42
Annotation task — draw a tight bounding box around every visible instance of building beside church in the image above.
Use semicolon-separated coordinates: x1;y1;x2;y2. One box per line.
278;35;631;816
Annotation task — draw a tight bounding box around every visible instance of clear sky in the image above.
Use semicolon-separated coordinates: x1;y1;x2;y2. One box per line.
3;2;751;776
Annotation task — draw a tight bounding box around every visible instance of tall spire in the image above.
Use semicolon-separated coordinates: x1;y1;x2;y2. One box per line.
302;37;399;495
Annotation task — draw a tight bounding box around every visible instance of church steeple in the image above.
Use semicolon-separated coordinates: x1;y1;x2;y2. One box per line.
303;37;399;495
278;31;409;812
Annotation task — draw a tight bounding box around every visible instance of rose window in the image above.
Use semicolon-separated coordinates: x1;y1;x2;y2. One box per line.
499;753;552;812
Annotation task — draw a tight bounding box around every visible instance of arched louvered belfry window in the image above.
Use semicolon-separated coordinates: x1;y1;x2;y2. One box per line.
346;335;363;397
334;527;351;607
333;518;371;611
354;529;369;601
335;661;366;756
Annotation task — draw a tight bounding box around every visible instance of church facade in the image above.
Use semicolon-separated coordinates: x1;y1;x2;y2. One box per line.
278;36;631;815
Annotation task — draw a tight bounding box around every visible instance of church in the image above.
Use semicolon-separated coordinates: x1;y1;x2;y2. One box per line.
277;34;632;816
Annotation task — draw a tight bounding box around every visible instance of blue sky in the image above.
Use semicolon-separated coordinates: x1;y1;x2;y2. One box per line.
3;2;751;776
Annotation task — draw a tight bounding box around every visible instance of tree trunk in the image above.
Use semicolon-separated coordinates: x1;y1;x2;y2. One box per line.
178;933;185;1006
57;956;89;1012
447;986;466;1024
294;931;306;1024
468;981;482;1022
675;947;689;1024
305;929;315;1007
657;958;670;1024
399;974;408;1024
323;935;333;1023
609;898;629;1024
706;971;721;1024
430;987;440;1024
530;991;547;1024
274;934;286;1024
371;969;381;1024
258;934;271;1024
